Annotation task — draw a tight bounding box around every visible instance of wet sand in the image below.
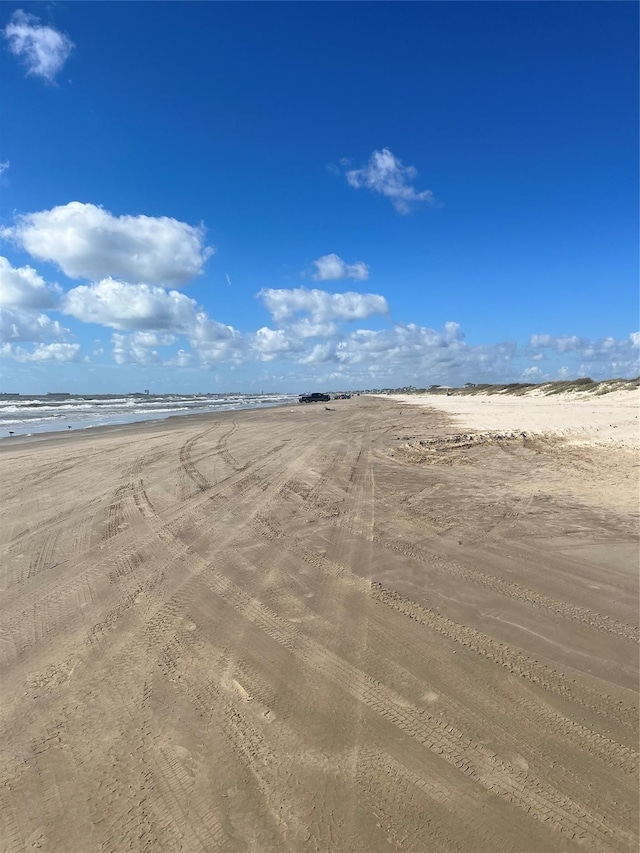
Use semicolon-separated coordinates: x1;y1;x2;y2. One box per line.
1;395;638;852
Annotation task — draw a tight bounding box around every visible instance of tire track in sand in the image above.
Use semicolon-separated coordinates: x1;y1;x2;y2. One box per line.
251;514;637;732
188;560;630;851
123;431;631;853
369;530;639;644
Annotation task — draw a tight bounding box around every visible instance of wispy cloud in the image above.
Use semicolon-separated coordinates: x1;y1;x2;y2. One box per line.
0;161;9;175
3;10;73;84
311;253;369;282
344;148;436;214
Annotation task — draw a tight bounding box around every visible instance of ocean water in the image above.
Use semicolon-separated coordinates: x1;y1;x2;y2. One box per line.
0;393;298;438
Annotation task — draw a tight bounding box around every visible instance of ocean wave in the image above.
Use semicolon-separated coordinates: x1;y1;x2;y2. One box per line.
0;394;296;437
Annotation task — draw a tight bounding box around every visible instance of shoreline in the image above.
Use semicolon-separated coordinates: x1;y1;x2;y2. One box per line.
0;399;299;449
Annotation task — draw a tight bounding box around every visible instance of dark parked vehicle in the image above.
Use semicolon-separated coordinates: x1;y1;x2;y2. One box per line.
299;392;331;403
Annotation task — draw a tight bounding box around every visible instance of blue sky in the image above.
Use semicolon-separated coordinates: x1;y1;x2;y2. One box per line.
1;2;638;393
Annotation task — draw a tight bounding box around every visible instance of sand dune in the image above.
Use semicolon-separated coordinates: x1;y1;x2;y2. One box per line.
0;396;637;852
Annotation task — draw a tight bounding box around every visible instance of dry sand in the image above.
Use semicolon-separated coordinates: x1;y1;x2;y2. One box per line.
387;388;640;449
0;396;638;852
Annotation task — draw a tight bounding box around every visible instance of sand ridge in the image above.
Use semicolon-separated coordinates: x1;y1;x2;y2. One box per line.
0;397;637;852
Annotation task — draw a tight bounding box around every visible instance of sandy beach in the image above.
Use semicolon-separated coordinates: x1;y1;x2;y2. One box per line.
388;388;640;449
0;394;638;852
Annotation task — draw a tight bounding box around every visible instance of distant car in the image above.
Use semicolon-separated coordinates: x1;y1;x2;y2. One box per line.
299;392;331;403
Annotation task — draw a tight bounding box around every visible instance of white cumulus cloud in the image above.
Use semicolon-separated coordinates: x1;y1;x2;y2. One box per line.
0;256;61;309
62;278;249;367
311;253;369;281
529;334;585;353
288;318;339;339
297;342;336;365
1;342;81;363
2;202;213;286
251;327;294;362
259;287;388;325
332;322;465;367
63;279;200;332
521;365;545;381
112;331;176;366
528;332;639;376
345;148;436;214
190;314;246;365
0;306;68;343
169;349;193;368
3;10;73;83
